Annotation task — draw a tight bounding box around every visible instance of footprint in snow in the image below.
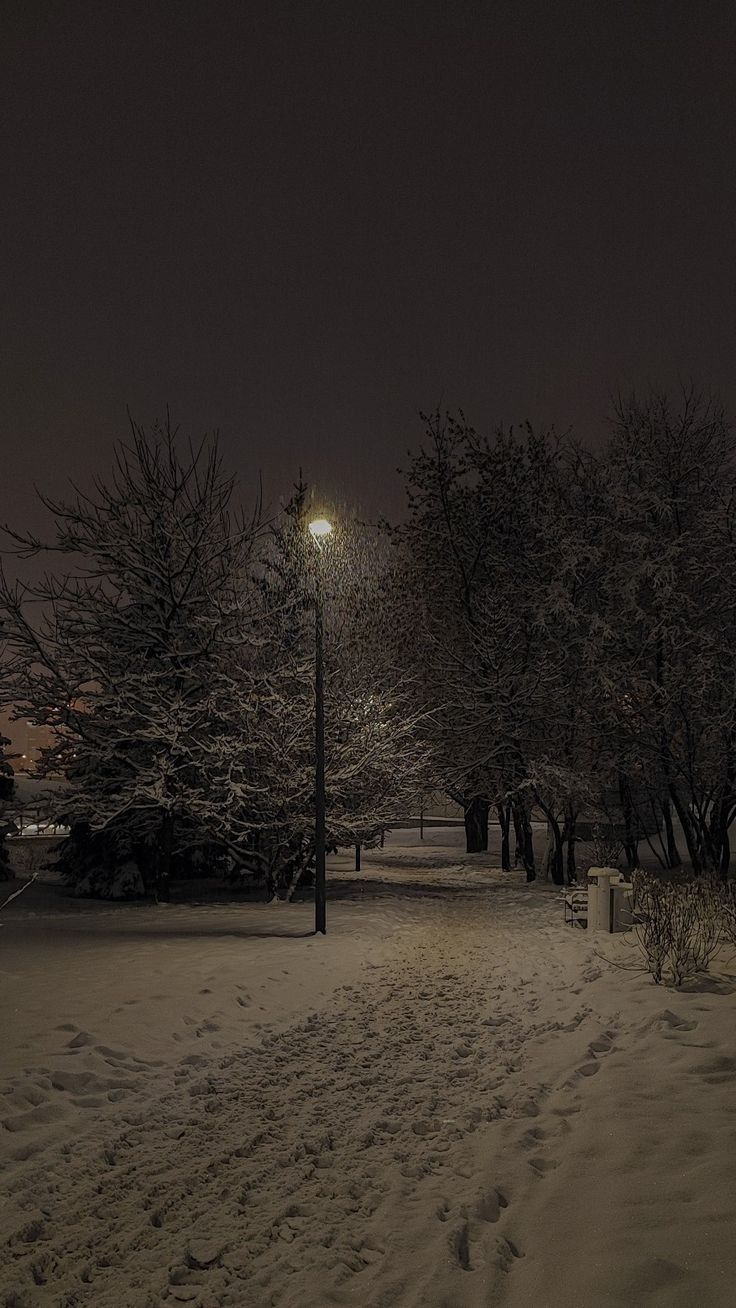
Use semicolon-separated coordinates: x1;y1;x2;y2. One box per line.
496;1236;524;1270
528;1155;559;1174
695;1054;736;1084
66;1030;95;1049
655;1009;698;1033
520;1126;547;1147
576;1061;600;1077
195;1019;220;1036
589;1036;614;1056
449;1222;472;1270
474;1189;508;1223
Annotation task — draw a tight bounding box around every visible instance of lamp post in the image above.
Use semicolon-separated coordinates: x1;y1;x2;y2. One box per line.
308;517;332;933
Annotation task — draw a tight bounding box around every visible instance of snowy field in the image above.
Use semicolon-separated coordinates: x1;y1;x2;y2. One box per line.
1;831;736;1307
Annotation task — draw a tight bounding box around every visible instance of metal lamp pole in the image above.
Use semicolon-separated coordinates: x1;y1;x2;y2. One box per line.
308;517;332;934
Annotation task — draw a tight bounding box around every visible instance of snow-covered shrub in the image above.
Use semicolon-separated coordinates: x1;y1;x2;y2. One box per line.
55;819;236;899
55;822;148;899
75;859;146;900
9;840;48;880
689;876;723;972
715;880;736;948
631;870;723;985
631;872;672;984
171;840;234;882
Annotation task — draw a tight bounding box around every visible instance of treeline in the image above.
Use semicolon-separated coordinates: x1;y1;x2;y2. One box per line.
1;387;735;896
394;389;736;883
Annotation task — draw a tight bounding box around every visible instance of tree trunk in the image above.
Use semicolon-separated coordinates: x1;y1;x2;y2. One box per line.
563;802;577;884
156;811;174;903
512;799;536;882
464;797;489;853
698;809;719;875
497;801;511;872
709;783;733;881
544;818;564;886
618;772;639;869
512;802;523;867
666;785;704;872
719;824;731;882
355;843;361;871
654;638;683;870
661;795;682;869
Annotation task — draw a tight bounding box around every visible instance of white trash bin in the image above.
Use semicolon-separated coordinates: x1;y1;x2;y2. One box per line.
586;867;622;932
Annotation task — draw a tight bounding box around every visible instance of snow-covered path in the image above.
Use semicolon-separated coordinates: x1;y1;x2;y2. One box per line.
2;837;736;1306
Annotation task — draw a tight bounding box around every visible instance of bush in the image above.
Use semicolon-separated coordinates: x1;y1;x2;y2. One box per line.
55;822;148;899
631;870;724;985
56;819;242;899
720;881;736;948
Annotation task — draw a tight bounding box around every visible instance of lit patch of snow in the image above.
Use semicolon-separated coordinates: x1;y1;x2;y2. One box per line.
1;829;735;1306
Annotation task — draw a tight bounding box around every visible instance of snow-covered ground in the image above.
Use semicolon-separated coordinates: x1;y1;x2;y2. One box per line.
1;830;735;1307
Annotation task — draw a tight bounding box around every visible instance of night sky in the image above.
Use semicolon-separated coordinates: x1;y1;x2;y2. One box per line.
3;0;736;530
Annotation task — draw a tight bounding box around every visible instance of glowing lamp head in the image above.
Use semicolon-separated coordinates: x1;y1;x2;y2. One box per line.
308;517;333;539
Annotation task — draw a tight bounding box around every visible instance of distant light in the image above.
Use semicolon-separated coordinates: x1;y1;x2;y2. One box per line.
308;517;333;539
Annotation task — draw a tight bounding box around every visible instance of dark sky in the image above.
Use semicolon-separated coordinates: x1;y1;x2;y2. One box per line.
2;0;736;530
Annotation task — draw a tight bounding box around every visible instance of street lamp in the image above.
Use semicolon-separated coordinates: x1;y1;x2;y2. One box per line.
308;515;332;933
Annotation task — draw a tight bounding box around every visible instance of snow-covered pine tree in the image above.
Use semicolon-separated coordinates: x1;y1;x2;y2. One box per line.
0;418;267;899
